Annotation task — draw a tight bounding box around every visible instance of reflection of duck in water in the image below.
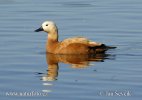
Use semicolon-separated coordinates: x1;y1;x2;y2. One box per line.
42;53;113;81
35;21;116;54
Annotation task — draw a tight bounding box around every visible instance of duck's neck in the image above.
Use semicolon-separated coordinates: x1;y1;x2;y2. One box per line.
48;30;58;42
46;30;59;52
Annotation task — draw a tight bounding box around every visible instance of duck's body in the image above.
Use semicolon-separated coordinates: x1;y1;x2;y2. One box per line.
47;37;107;54
35;21;115;54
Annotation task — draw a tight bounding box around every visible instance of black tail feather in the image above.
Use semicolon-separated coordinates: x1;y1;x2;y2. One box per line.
89;44;116;54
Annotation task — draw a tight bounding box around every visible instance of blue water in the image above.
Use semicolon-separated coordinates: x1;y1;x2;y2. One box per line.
0;0;142;100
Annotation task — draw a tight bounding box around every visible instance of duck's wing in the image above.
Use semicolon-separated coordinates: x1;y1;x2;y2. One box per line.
56;37;108;54
55;37;89;54
88;41;103;47
60;37;89;46
88;41;116;53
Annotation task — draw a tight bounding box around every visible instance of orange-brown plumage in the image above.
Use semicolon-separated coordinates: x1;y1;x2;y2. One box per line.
35;21;115;54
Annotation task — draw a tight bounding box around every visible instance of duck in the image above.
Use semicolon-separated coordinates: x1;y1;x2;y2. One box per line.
35;21;115;54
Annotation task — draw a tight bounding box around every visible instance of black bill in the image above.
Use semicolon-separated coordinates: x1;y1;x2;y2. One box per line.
35;27;43;32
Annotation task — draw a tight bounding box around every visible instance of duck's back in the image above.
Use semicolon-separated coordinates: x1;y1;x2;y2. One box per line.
54;37;107;54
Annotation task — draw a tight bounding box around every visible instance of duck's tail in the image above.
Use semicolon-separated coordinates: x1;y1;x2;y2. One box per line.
89;44;116;53
104;45;117;49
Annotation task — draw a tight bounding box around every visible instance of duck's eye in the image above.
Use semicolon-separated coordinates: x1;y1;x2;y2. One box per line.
46;24;48;26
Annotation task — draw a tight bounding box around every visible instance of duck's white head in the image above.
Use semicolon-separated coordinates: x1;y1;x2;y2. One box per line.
35;21;58;33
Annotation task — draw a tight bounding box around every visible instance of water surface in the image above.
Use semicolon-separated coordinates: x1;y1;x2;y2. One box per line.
0;0;142;100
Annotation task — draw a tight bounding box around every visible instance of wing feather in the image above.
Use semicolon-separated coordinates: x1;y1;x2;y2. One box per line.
55;37;89;53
